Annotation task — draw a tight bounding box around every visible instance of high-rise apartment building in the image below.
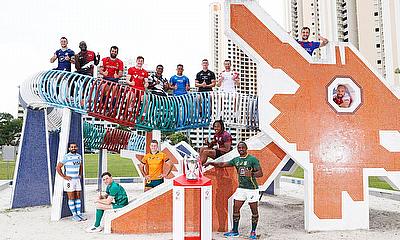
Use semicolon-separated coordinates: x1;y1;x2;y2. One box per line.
187;1;259;150
285;0;400;86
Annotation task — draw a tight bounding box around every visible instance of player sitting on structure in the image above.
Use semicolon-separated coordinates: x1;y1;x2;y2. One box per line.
140;140;173;191
333;84;352;108
199;120;232;164
56;142;86;222
204;142;263;239
86;172;128;233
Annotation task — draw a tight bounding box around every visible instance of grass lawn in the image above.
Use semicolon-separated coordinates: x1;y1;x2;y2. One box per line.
0;156;396;191
0;154;138;180
284;167;396;191
84;154;139;178
0;160;15;180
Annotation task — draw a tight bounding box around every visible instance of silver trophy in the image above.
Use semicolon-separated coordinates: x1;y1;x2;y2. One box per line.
185;155;202;181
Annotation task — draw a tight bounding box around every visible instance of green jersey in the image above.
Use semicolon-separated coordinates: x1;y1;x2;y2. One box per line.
106;181;128;208
229;155;260;190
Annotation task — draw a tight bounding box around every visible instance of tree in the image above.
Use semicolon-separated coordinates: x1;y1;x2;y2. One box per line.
0;113;23;146
162;132;191;145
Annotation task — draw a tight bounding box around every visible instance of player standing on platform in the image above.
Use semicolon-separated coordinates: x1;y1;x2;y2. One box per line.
195;59;216;92
75;41;100;76
99;46;124;82
50;37;75;71
126;56;148;90
56;143;86;222
139;140;173;191
147;65;170;96
217;59;239;93
170;64;190;96
86;172;128;233
297;27;329;56
204;142;263;239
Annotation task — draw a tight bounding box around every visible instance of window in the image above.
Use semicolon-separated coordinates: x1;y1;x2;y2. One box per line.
375;28;380;32
377;60;382;64
374;12;378;16
376;44;380;48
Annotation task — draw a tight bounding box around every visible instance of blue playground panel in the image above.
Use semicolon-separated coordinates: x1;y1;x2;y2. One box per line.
12;108;51;208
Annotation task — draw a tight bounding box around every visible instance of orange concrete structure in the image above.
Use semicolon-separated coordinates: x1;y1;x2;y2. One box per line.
105;0;400;234
230;3;400;219
109;141;287;233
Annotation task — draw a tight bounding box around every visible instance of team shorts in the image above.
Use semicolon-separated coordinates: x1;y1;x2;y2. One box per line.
233;188;259;203
145;178;164;188
63;178;82;192
103;77;120;83
215;149;227;158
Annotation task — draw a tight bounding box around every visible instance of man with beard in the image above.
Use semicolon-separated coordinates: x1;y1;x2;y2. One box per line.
204;142;263;239
297;27;329;56
217;59;239;93
50;37;75;71
333;84;352;108
99;46;124;82
56;143;86;222
75;41;100;76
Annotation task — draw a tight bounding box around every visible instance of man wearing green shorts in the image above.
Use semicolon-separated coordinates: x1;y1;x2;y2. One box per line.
204;141;263;239
86;172;128;233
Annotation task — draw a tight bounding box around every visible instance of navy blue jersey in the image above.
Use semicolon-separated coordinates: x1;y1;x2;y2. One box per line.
55;48;75;71
297;41;320;55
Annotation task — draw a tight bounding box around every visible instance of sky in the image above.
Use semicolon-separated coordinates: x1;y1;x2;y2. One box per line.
0;0;284;116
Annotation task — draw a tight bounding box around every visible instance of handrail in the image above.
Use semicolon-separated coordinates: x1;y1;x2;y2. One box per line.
21;70;259;131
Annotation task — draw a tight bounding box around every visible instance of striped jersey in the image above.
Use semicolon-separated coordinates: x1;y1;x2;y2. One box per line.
62;153;82;179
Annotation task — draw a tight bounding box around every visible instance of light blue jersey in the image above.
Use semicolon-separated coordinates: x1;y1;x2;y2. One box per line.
62;153;82;180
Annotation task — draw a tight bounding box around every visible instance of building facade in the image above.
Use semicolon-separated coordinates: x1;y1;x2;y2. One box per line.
286;0;400;86
189;1;259;150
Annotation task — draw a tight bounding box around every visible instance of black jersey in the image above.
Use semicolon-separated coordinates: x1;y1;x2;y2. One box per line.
196;70;215;92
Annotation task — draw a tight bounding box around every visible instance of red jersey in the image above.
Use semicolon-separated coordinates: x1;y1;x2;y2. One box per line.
333;93;352;107
101;57;124;78
127;67;149;90
214;131;233;153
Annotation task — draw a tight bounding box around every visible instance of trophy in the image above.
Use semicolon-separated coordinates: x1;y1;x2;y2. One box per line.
184;155;203;181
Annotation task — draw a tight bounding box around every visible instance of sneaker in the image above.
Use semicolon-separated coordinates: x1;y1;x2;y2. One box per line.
78;214;87;221
86;226;103;233
223;231;239;237
249;231;257;239
71;215;82;222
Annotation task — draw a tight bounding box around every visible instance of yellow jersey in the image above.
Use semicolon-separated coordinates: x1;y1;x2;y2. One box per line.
141;151;169;180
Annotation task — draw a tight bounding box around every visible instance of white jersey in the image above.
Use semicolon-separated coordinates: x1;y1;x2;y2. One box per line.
219;70;238;93
61;153;82;180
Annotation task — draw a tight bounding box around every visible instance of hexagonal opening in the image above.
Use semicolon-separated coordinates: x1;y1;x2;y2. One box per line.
327;77;362;113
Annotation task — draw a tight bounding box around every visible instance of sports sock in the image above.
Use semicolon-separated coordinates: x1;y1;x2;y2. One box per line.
94;209;104;227
251;214;259;232
232;213;240;233
75;199;82;215
68;200;76;216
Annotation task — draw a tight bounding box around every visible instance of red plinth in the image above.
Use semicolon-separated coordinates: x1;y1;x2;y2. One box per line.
173;175;212;187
